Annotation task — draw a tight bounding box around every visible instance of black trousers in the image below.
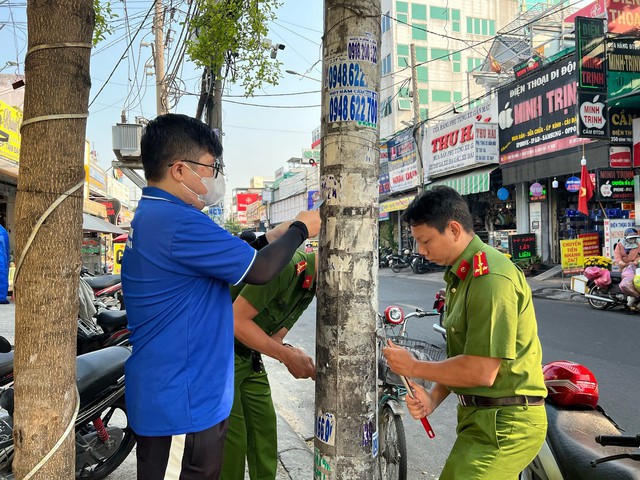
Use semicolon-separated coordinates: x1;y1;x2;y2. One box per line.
135;419;229;480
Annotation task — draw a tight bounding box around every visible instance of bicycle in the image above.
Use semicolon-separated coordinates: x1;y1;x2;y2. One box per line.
376;306;445;480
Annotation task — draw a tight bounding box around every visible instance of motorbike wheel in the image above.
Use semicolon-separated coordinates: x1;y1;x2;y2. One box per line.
378;404;407;480
75;397;136;480
411;261;420;274
391;261;402;273
587;285;610;310
519;464;543;480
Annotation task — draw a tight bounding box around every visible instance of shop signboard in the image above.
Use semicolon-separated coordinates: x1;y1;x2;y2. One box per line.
564;0;605;24
379;195;415;214
577;91;608;138
560;238;585;273
610;146;631;167
423;101;498;178
97;199;121;225
604;218;636;262
607;38;640;101
608;107;640;145
575;17;606;91
379;143;390;194
112;243;125;274
509;233;537;261
606;0;640;34
387;129;419;192
566;176;581;192
595;168;634;201
513;54;544;79
497;56;590;164
578;232;601;257
236;193;260;224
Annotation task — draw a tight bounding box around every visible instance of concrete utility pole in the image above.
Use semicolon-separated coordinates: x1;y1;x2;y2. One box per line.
315;0;381;478
153;0;168;115
410;43;424;196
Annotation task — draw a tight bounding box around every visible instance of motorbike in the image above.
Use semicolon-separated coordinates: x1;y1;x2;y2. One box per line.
0;338;135;479
390;250;412;273
432;289;447;341
77;277;130;355
379;247;393;269
583;271;637;311
81;268;124;310
410;254;443;275
520;364;640;479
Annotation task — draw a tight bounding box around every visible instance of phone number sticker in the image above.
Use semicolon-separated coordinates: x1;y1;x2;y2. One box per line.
326;62;368;90
328;89;378;128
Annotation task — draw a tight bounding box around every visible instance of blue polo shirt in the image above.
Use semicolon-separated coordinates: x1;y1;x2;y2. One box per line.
122;187;257;436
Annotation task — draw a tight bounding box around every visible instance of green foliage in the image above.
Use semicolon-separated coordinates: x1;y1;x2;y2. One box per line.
224;219;243;236
380;221;397;252
187;0;283;96
93;1;118;47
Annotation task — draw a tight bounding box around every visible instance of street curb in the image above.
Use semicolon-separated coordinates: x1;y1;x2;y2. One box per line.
276;414;314;480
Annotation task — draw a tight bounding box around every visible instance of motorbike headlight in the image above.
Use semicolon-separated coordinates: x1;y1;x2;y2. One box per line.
384;306;404;325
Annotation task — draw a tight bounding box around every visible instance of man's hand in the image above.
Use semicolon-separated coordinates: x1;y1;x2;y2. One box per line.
282;345;316;380
294;210;321;239
404;380;436;419
383;339;417;377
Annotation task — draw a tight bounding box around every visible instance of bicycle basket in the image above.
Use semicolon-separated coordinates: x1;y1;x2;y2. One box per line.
379;336;445;389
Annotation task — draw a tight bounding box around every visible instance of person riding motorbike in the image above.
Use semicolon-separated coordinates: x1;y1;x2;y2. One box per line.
613;227;640;308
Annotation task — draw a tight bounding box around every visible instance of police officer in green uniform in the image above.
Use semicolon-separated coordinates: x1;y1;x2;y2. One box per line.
384;186;547;479
221;250;317;480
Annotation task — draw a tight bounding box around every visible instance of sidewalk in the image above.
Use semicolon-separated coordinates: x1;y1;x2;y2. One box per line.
0;268;584;479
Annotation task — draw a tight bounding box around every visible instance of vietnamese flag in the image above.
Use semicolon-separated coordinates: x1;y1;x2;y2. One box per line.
578;160;594;216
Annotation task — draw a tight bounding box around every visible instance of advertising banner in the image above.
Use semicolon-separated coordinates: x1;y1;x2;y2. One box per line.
97;199;122;225
236;193;260;224
604;218;636;262
387;129;419;192
606;0;640;33
509;233;537;261
578;232;601;257
607;38;640;101
113;243;125;274
379;142;390;194
610;146;631;167
575;17;606;91
595;168;634;201
497;56;589;164
0;99;22;168
423;101;498;178
561;238;585;272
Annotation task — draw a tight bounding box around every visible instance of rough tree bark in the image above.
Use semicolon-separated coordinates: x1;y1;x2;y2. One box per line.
13;1;94;478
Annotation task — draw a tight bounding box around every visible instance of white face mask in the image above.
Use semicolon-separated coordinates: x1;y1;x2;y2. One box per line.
182;164;225;206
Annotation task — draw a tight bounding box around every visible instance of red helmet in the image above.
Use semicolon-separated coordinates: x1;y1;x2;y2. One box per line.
543;361;599;408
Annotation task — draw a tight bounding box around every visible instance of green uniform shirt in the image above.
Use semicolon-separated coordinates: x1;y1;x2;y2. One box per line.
230;251;316;357
443;235;547;398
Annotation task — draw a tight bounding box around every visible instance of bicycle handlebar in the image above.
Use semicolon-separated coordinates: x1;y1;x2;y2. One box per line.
596;434;640;447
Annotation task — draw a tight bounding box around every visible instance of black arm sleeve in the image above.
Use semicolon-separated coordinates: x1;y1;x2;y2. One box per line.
243;222;308;284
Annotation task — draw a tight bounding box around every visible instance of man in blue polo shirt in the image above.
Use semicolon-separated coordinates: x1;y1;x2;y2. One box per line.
122;113;320;480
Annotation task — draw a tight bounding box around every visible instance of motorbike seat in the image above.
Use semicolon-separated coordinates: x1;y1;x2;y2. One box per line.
83;274;122;291
610;271;622;281
545;402;640;479
76;346;130;409
0;352;13;383
95;310;128;332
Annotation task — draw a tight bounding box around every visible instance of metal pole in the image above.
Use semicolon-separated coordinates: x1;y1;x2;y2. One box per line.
315;0;381;477
410;43;423;197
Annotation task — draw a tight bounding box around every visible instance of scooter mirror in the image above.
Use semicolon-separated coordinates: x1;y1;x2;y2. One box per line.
0;337;11;353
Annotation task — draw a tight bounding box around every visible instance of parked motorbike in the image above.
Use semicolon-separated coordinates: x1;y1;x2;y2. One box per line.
410;254;443;275
78;277;130;355
584;271;637;311
81;268;124;310
432;289;447;341
0;339;135;479
390;250;412;273
379;247;393;269
520;361;640;479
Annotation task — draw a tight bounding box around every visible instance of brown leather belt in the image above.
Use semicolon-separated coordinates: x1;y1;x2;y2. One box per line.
457;395;545;407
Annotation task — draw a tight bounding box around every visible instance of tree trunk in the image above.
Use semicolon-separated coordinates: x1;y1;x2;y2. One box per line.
315;0;381;477
13;1;94;478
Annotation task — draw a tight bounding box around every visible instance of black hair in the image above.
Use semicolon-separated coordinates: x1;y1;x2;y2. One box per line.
401;186;474;234
140;113;223;181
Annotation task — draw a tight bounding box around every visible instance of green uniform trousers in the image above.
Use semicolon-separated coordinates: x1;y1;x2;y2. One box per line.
221;354;277;480
440;403;547;479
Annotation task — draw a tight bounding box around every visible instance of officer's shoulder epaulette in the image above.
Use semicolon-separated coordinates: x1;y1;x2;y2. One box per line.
473;251;490;277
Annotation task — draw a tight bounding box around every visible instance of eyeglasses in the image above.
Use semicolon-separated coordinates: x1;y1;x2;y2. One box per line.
171;159;224;178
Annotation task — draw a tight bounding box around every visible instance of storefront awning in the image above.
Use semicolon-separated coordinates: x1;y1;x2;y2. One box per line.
425;166;497;195
82;213;126;234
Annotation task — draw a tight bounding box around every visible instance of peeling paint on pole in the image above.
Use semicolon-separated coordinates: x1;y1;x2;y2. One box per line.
315;0;381;477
